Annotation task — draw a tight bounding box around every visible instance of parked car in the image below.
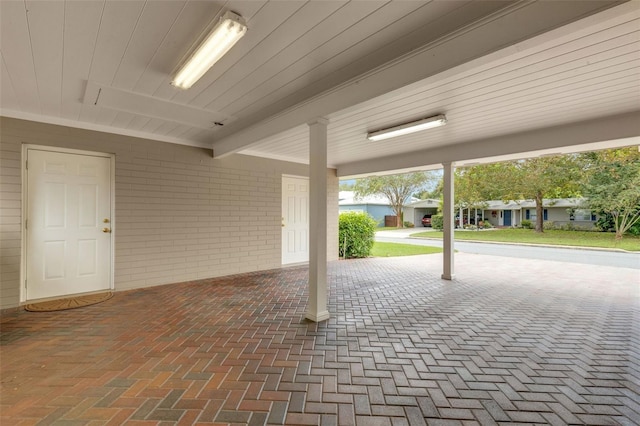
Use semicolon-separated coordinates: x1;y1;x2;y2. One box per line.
421;214;432;227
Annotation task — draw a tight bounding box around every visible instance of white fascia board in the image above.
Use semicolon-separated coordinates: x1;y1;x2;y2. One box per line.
336;111;640;178
211;1;622;158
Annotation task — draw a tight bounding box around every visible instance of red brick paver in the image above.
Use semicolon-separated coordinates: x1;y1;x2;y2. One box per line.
1;253;638;425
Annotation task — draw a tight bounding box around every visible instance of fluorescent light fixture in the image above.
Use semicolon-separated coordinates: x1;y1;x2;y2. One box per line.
171;11;247;90
367;114;447;141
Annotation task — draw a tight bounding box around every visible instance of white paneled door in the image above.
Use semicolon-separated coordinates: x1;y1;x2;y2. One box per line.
26;149;112;301
282;176;309;265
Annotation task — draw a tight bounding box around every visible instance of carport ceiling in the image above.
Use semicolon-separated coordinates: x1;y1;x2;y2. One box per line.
1;1;638;171
243;2;640;170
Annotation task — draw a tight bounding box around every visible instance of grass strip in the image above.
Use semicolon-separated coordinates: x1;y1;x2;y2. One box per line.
411;229;640;251
371;242;442;257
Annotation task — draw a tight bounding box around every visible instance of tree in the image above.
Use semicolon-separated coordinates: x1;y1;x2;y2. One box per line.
414;170;443;199
339;181;354;191
454;167;490;224
460;156;582;232
415;186;442;200
581;147;640;240
353;172;436;228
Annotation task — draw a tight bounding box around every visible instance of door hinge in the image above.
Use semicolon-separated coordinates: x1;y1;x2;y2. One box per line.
25;160;28;170
25;219;28;230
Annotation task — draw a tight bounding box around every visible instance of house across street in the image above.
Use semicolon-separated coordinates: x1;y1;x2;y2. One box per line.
404;198;600;229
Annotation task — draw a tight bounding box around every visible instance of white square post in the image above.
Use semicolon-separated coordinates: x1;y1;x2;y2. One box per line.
442;162;455;280
306;118;330;322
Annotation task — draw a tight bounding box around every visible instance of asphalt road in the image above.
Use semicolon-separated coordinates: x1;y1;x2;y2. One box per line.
375;235;640;270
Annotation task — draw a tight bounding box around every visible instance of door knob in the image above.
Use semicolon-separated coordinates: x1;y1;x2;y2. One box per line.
102;228;111;233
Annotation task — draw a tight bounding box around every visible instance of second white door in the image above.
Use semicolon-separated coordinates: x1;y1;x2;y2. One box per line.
282;176;309;265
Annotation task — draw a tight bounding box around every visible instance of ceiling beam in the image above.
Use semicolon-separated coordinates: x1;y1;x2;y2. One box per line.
336;111;640;178
0;109;212;150
211;0;621;158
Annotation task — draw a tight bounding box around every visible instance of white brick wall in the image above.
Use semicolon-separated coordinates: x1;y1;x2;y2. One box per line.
0;117;339;309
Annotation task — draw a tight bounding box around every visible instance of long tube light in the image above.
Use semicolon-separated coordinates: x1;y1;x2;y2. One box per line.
171;11;247;90
367;114;447;141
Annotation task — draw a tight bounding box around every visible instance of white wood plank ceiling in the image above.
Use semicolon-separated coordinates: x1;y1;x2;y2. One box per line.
1;1;638;174
240;1;640;171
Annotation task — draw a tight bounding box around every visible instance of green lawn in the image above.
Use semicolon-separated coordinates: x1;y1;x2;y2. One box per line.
371;242;442;257
411;228;640;251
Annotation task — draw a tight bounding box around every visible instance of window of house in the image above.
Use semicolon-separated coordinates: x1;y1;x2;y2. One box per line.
526;209;547;221
574;209;594;221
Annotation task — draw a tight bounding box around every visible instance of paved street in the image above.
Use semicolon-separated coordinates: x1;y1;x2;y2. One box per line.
376;230;640;270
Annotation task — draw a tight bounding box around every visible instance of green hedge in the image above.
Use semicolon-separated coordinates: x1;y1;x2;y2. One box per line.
339;212;377;258
431;214;444;230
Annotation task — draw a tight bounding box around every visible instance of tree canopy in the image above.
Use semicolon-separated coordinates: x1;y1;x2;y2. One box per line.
455;156;582;232
580;147;640;239
353;172;437;227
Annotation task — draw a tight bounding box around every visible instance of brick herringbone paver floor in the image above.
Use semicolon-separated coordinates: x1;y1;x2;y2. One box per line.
1;253;639;425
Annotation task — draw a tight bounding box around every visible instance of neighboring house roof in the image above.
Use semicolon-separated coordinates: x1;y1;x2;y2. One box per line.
482;198;587;210
406;199;440;208
483;200;521;209
339;191;419;206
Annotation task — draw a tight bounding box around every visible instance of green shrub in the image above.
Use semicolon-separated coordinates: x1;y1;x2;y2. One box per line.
403;221;414;228
482;221;493;229
431;214;444;230
543;221;556;231
627;221;640;236
338;212;377;258
595;214;614;232
521;219;533;229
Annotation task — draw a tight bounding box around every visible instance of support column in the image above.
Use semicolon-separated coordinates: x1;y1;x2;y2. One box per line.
306;118;330;322
442;162;455;280
520;209;523;226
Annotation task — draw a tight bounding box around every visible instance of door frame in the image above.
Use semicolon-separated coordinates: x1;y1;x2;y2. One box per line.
20;145;116;303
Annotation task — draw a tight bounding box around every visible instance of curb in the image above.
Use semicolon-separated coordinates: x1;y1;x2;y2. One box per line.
408;236;637;254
